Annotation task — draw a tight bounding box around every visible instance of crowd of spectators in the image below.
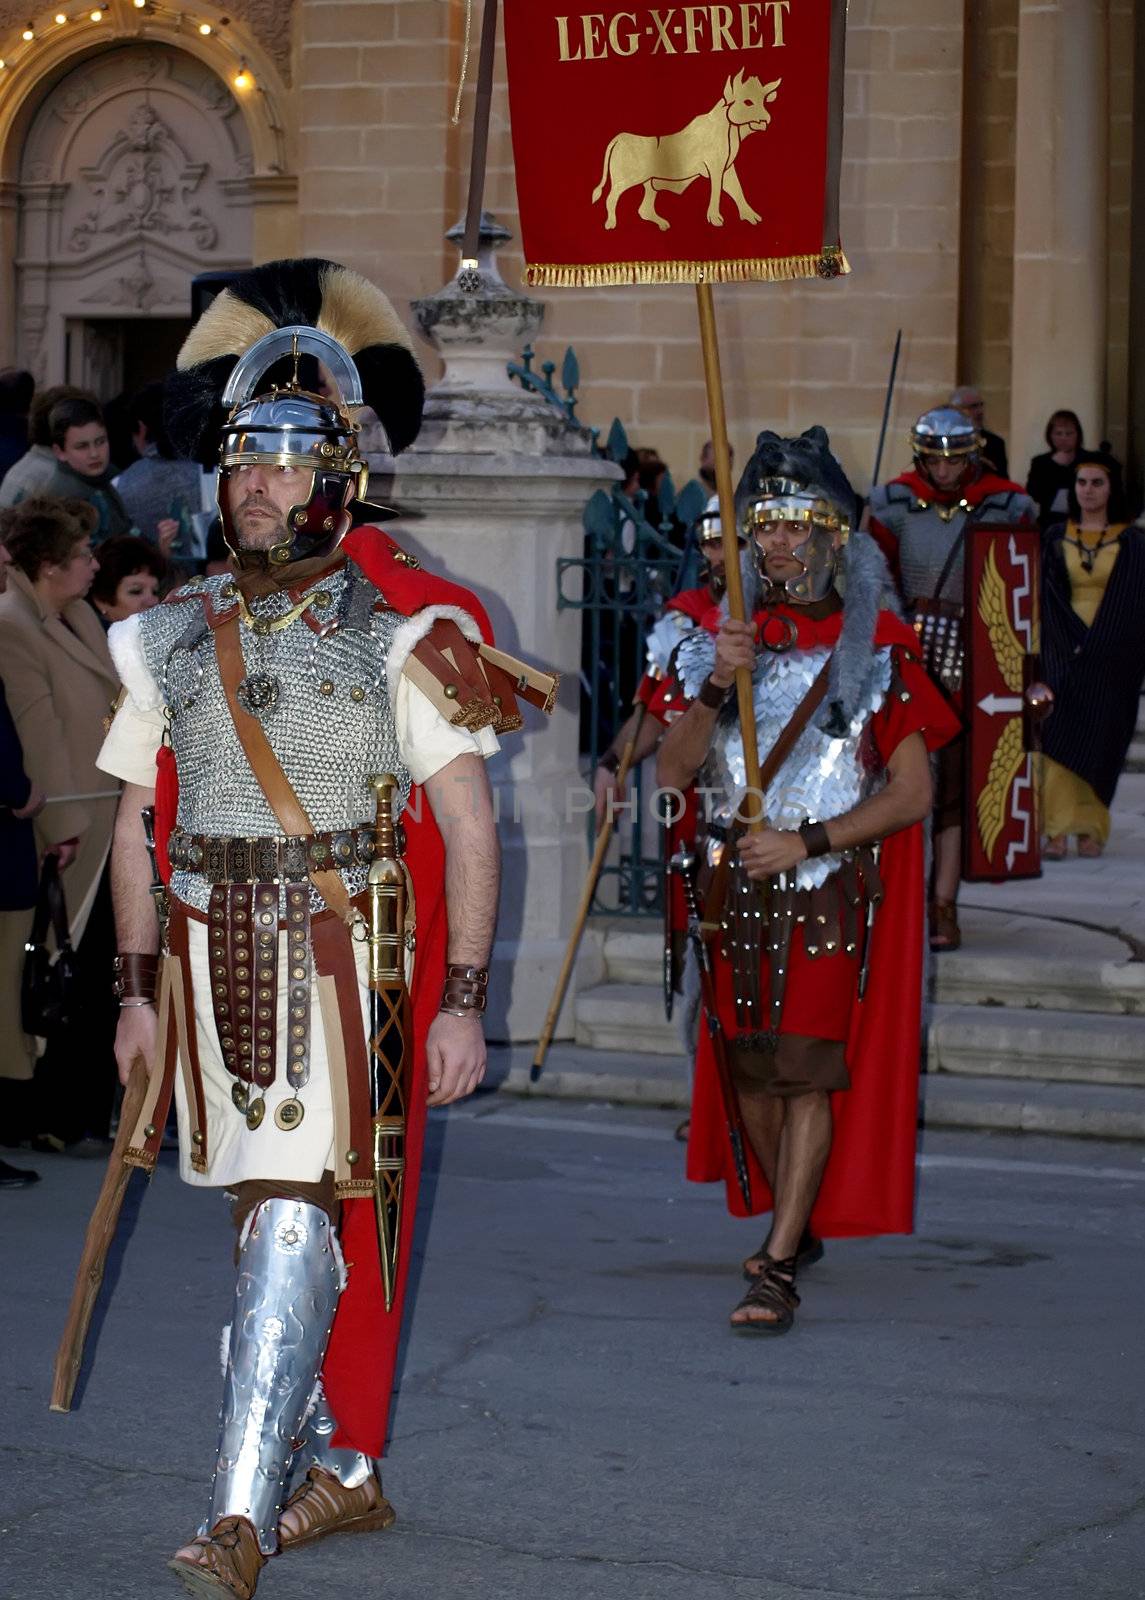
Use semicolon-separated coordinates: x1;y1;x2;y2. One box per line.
0;367;216;1187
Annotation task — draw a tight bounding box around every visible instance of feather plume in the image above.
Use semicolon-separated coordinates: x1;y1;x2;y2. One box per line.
165;257;424;463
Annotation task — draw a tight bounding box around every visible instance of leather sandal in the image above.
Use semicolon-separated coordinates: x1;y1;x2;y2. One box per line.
1042;835;1068;861
1077;836;1104;859
168;1517;265;1599
928;900;961;952
743;1227;823;1281
278;1467;396;1552
730;1256;800;1335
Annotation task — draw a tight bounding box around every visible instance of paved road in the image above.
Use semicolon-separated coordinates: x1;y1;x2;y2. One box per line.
3;1097;1143;1600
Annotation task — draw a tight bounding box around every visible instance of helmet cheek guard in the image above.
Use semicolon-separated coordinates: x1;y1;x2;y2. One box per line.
786;525;839;603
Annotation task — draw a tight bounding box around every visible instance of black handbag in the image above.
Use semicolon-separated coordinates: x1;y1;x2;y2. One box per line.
21;854;78;1036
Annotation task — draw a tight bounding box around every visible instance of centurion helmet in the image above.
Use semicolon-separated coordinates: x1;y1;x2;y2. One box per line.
736;427;857;604
910;406;982;462
165;258;424;568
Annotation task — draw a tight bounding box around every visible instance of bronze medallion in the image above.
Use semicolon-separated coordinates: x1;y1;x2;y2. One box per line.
231;1081;250;1113
274;1098;305;1132
246;1096;266;1131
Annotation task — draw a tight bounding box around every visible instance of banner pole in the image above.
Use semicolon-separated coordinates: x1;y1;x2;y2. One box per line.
460;0;500;262
695;281;764;830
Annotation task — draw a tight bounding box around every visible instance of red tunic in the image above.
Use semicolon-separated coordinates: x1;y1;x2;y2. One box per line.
685;605;960;1237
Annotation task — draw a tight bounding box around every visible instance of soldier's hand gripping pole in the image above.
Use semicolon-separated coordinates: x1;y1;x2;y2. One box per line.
367;774;410;1313
695;281;764;833
531;700;649;1083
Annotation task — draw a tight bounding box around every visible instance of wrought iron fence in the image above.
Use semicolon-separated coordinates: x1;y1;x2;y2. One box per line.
509;345;709;915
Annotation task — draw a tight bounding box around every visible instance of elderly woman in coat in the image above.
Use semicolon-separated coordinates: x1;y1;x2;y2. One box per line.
0;498;121;1148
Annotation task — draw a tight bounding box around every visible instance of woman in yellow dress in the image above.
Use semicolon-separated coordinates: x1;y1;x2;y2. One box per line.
1041;456;1145;858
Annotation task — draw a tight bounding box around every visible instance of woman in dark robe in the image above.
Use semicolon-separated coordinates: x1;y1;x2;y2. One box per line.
1041;454;1145;857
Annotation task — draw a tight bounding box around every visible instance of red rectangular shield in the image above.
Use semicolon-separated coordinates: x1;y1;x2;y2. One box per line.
962;523;1043;882
502;0;848;287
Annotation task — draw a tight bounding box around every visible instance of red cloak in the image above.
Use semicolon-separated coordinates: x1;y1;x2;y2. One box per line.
684;606;959;1238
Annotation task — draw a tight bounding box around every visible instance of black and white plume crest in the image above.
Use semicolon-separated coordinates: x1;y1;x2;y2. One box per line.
735;424;861;531
164;257;425;466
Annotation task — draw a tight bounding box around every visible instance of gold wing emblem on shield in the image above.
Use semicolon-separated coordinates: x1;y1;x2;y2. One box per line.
978;542;1024;694
977;715;1025;866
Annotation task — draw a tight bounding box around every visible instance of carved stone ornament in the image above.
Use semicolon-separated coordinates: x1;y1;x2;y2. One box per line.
68;103;219;254
79;250;183;311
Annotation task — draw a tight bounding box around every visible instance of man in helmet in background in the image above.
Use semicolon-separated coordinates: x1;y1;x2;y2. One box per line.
93;258;555;1598
868;409;1036;951
658;428;958;1336
593;494;744;821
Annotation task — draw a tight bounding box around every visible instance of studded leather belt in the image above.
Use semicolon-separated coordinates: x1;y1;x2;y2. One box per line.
168;827;377;883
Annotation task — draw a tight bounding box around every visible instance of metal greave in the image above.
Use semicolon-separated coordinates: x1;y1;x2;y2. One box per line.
201;1199;343;1554
299;1390;379;1490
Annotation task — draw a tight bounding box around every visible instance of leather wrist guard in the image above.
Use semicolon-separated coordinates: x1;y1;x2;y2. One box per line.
597;750;621;775
440;964;489;1018
798;820;832;860
698;675;731;710
113;952;159;1001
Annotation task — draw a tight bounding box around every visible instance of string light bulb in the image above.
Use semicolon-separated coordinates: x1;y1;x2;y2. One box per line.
133;0;147;6
55;12;68;23
198;21;212;33
233;60;251;89
21;22;34;39
90;7;102;17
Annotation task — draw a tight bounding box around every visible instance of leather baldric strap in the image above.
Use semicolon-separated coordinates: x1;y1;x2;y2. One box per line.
700;655;834;935
213;614;356;926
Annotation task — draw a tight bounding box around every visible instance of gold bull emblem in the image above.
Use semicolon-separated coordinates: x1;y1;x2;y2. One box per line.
591;71;781;232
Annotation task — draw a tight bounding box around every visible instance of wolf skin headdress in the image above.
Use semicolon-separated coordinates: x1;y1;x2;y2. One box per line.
731;426;900;734
165;258;424;568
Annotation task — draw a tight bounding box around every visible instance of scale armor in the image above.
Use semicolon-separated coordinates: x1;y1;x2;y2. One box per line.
137;567;410;914
675;629;891;891
645;609;699;678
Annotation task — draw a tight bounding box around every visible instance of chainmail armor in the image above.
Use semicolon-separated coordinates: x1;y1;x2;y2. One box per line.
675;629;891;891
868;482;1037;604
138;565;411;914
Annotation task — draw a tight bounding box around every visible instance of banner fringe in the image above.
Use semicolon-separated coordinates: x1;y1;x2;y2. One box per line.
524;251;851;289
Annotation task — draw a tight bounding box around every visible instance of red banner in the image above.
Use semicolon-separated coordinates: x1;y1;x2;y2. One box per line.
502;1;848;287
962;524;1043;883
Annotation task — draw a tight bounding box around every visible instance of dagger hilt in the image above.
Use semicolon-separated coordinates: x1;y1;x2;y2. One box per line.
367;774;406;991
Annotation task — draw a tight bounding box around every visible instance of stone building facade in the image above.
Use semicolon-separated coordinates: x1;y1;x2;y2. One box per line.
0;0;1137;493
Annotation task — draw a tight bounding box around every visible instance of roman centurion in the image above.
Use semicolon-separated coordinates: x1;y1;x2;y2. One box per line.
867;408;1037;951
95;259;555;1597
657;429;958;1334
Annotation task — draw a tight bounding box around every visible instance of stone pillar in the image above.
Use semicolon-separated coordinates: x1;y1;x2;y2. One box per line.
1009;0;1108;472
365;216;618;1042
0;184;17;368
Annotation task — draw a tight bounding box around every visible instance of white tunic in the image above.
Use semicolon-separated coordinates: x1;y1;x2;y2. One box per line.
97;668;496;1188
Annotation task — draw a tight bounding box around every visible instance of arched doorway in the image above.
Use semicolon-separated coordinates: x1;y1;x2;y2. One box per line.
15;42;253;398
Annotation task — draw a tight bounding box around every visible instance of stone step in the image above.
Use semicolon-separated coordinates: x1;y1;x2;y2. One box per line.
486;1044;1145;1143
929;1004;1145;1087
594;920;1145;1016
574;981;680;1054
574;979;1145;1085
